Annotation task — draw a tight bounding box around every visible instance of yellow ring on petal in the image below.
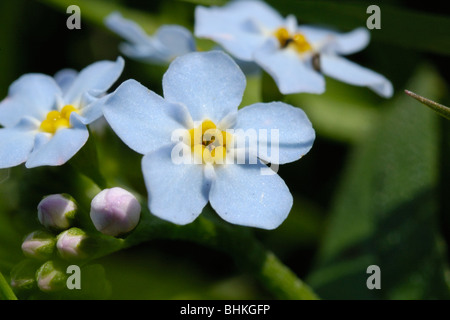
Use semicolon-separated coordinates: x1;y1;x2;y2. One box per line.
274;27;312;53
187;120;232;164
39;105;80;134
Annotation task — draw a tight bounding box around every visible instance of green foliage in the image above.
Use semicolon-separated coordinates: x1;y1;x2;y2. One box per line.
406;90;450;121
307;66;450;299
0;271;17;300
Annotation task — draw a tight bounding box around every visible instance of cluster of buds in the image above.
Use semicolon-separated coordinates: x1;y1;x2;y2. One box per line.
11;188;141;295
11;194;86;293
21;194;86;263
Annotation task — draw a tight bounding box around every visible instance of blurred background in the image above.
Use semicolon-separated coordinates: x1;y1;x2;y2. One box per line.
0;0;449;299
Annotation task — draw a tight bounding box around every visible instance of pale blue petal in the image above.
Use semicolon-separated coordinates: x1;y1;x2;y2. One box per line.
25;115;89;168
119;42;163;63
0;119;36;168
105;12;151;46
298;26;370;55
296;25;341;46
234;102;315;164
163;51;246;123
331;27;370;55
195;2;279;61
321;55;393;98
0;74;61;127
63;57;124;105
102;79;188;155
285;15;298;33
234;58;261;76
224;0;284;30
211;45;261;75
154;25;196;60
254;39;325;94
121;25;195;65
209;161;293;229
105;12;183;64
142;145;209;225
54;69;78;95
77;92;109;125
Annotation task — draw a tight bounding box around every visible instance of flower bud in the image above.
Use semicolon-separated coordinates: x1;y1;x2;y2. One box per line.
21;231;56;260
10;260;39;291
37;194;77;231
35;260;67;292
56;227;88;261
90;187;141;236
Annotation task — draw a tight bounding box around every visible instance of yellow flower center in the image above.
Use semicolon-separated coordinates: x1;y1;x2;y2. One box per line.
187;120;233;164
274;27;312;53
39;105;79;134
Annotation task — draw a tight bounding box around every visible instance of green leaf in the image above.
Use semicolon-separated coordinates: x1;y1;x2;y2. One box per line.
68;131;107;190
0;0;26;97
307;65;450;299
405;90;450;121
261;70;283;103
286;78;381;144
39;0;160;32
0;271;18;300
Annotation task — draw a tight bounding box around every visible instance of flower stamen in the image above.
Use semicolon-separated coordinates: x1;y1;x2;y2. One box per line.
274;27;312;53
39;105;79;134
188;120;233;164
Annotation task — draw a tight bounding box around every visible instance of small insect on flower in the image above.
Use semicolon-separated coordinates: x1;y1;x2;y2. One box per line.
105;12;196;64
102;51;315;229
195;0;393;97
0;57;124;169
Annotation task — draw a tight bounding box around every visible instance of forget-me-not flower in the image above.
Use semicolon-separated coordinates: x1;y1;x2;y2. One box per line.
105;12;196;64
195;0;393;97
102;51;315;229
0;57;124;169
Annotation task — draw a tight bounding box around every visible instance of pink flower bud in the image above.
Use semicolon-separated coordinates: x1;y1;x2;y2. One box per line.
56;227;87;261
21;231;56;260
37;194;77;230
90;187;141;236
36;260;67;292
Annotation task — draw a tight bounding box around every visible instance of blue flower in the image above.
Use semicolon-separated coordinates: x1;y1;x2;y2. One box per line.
0;57;124;168
102;51;315;229
195;0;393;97
105;12;196;64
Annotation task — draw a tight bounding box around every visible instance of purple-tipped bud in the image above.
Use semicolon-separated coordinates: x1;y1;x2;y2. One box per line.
21;231;56;260
35;260;67;292
56;227;87;261
90;187;141;237
37;194;77;231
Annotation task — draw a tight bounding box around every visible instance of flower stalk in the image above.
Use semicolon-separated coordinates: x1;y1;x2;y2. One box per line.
0;271;18;300
68;129;107;189
91;203;319;300
405;89;450;120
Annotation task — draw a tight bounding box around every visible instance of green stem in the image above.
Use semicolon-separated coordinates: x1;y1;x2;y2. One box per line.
0;271;17;300
405;90;450;120
98;206;319;300
68;131;107;189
